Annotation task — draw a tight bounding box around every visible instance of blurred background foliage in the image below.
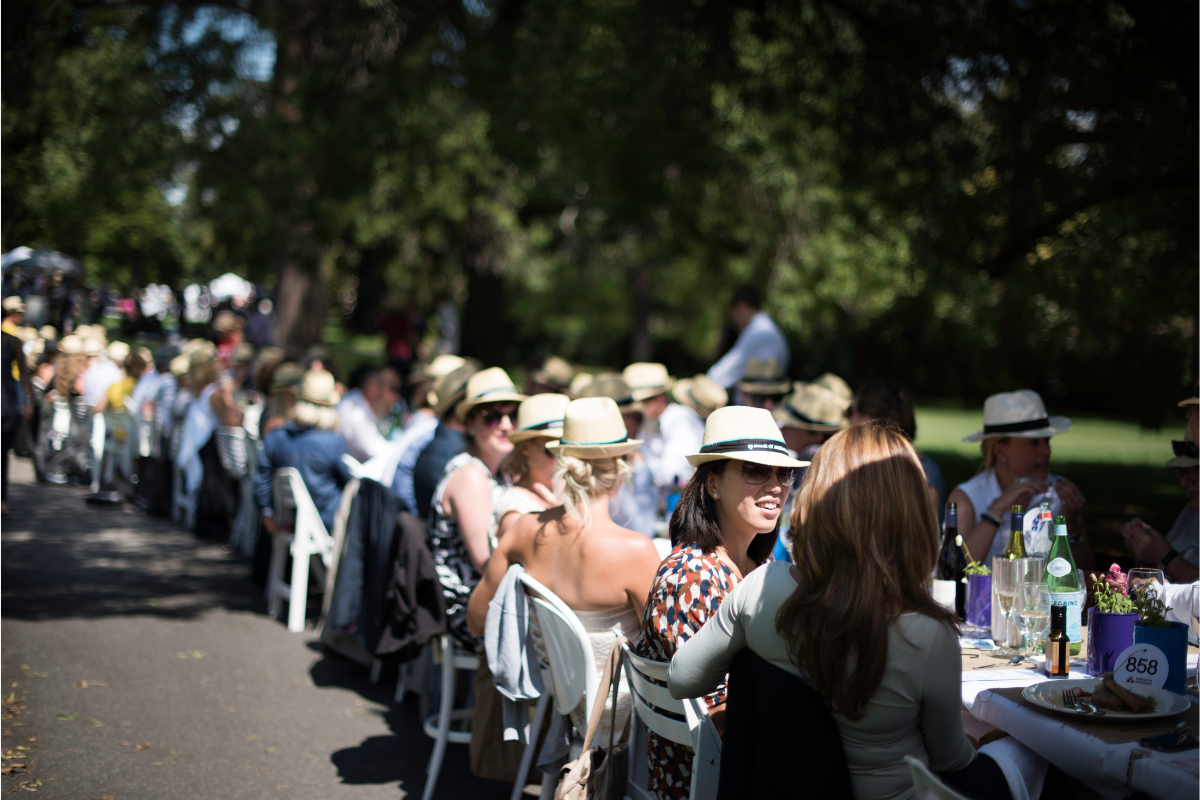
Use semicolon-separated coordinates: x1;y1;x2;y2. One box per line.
3;0;1196;423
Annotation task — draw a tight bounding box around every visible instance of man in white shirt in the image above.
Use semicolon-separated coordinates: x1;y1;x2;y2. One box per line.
623;362;703;492
82;341;126;407
706;285;790;390
336;365;401;463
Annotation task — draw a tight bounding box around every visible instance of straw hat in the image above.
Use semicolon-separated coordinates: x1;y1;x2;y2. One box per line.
270;361;305;391
79;325;107;344
456;367;527;420
509;393;571;444
577;374;643;412
213;310;244;334
297;369;341;407
568;372;594;397
687;406;808;468
169;353;191;377
773;382;847;432
59;335;85;355
2;296;25;314
735;358;791;396
410;354;466;384
547;397;642;458
670;374;727;419
962;390;1073;442
814;372;853;405
1179;397;1199;408
433;362;481;418
623;362;674;402
39;325;58;341
18;327;38;343
186;341;218;371
534;356;576;392
107;341;131;364
1167;426;1198;468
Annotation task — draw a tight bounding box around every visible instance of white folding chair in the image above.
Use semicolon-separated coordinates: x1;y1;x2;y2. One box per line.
420;635;479;800
268;468;336;632
905;755;971;800
89;411;107;493
621;643;721;800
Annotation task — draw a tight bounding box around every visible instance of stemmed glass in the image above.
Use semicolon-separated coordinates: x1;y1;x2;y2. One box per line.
1017;583;1051;659
993;559;1019;654
1128;568;1165;602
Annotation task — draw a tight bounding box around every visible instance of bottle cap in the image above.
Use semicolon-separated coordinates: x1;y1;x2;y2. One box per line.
947;502;956;510
1054;515;1066;525
1050;603;1066;628
1012;505;1023;514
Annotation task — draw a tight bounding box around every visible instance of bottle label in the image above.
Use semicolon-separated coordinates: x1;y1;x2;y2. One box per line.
1047;639;1069;676
1046;557;1072;577
1052;592;1083;643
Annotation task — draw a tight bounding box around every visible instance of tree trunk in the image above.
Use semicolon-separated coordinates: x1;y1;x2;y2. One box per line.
350;245;385;333
460;263;507;366
273;255;327;354
629;261;652;362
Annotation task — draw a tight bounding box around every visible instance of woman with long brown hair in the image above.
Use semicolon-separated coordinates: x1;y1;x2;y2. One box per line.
668;424;1008;800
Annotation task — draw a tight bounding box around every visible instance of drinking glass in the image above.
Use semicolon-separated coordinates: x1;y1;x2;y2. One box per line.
1129;568;1166;603
1017;582;1051;658
1189;585;1199;694
993;559;1020;654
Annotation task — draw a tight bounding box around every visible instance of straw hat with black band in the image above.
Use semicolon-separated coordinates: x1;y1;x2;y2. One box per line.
962;390;1073;443
814;372;853;405
534;355;576;393
509;393;571;444
735;358;791;397
547;397;643;459
568;372;594;398
773;382;846;432
622;362;674;402
455;367;527;421
687;406;808;469
410;354;467;384
577;373;644;412
432;362;481;419
1167;427;1198;469
670;374;727;420
2;296;25;315
298;369;341;407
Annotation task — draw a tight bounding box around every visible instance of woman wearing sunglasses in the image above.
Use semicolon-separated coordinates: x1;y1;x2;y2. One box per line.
636;405;805;800
488;392;570;551
428;367;526;651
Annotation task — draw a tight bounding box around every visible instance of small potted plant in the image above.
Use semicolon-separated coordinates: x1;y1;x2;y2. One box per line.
1086;564;1140;675
963;542;992;629
1132;583;1188;695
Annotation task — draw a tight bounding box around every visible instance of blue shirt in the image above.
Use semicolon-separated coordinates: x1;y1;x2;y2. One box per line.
390;414;439;513
255;424;353;530
412;422;468;520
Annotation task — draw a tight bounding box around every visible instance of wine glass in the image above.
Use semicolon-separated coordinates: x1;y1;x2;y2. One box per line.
1018;582;1051;659
1129;568;1166;603
993;559;1019;654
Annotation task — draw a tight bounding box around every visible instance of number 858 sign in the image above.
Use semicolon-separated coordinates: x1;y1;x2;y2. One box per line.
1112;644;1168;689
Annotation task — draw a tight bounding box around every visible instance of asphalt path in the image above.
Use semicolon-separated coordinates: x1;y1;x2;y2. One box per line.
1;457;512;799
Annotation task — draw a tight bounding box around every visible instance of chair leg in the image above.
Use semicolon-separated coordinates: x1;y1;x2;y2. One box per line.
510;692;551;800
370;659;382;685
287;546;311;633
422;638;457;800
267;535;285;619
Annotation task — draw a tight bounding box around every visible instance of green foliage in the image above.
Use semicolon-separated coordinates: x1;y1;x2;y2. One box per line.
1133;584;1172;629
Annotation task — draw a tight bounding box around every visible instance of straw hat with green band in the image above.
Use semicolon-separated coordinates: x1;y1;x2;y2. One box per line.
622;362;674;402
735;358;791;396
432;362;481;419
509;393;571;444
670;374;727;420
773;382;846;433
547;397;643;458
455;367;527;421
577;373;644;412
814;372;853;405
534;355;576;393
687;405;808;469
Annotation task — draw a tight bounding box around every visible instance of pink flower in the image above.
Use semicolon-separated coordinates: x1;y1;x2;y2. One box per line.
1109;562;1123;575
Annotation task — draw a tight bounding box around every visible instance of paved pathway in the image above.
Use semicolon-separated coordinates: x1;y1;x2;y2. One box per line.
1;457;511;799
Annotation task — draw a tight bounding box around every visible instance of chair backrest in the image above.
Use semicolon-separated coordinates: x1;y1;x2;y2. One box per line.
905;756;971;800
620;643;693;746
341;453;366;479
215;425;249;477
717;649;853;800
515;572;598;719
272;467;334;564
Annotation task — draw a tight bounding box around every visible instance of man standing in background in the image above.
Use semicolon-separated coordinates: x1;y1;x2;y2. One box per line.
705;285;790;390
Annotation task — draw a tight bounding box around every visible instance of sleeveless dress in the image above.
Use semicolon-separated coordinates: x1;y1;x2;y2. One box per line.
428;451;504;651
487;486;547;553
955;468;1065;562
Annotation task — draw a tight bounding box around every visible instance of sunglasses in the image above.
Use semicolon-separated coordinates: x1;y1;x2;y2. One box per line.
1174;466;1199;480
479;405;519;428
738;461;798;487
1172;440;1198;459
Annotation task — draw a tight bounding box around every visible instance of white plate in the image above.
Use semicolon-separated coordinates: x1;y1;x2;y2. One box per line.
1021;679;1191;721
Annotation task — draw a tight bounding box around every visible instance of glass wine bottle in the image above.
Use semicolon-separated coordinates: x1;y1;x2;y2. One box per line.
1041;515;1082;655
936;502;966;618
1003;504;1027;559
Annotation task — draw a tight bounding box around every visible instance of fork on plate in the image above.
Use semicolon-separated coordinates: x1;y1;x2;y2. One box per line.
1062;691;1105;715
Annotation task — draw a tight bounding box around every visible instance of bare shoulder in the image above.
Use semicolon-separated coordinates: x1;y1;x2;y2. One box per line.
445;461;490;495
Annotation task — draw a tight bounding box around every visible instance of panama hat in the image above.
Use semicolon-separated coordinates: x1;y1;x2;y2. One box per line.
773;382;847;432
670;374;727;419
736;358;791;396
169;352;191;377
213;310;244;334
1179;396;1199;408
534;356;576;392
59;335;84;355
623;362;674;402
410;354;467;384
455;367;526;420
232;341;255;364
688;406;808;468
297;369;341;407
568;372;594;398
270;361;305;391
509;393;571;444
547;397;642;458
1167;426;1198;468
2;296;25;314
433;362;481;418
107;341;131;364
962;390;1073;442
814;372;853;405
186;341;218;371
577;374;644;411
39;325;57;341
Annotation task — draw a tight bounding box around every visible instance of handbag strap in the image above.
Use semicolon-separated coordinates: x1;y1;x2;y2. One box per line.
582;635;629;751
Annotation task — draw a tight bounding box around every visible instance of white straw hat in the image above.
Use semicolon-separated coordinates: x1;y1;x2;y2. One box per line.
687;406;808;468
509;393;571;444
962;390;1073;442
670;375;727;419
1166;426;1198;468
814;372;853;405
107;341;130;364
433;362;481;418
622;362;674;402
735;358;791;396
547;397;642;458
534;356;576;392
455;367;527;420
773;382;847;432
297;369;341;407
577;373;643;411
58;335;84;355
568;372;594;398
410;354;466;384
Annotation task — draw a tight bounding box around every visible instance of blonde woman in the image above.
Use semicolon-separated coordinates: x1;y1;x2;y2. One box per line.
487;393;569;551
669;424;1007;800
466;397;661;739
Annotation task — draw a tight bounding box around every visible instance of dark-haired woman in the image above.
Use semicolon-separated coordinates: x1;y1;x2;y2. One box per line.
636;405;804;799
668;424;1013;800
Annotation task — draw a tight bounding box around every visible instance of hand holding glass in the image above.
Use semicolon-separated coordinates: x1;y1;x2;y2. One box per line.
1017;582;1051;658
1128;568;1165;602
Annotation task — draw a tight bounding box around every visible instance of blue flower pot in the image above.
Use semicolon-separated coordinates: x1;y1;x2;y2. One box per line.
1086;608;1138;676
966;574;992;629
1132;621;1189;696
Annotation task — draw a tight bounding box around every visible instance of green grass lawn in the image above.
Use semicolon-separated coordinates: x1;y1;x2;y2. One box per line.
914;406;1189;560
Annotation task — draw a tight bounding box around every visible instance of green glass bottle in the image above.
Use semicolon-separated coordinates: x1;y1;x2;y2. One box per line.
1003;505;1027;560
1041;515;1082;655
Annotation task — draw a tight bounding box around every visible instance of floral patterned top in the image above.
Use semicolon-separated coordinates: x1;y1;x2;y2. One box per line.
635;543;739;799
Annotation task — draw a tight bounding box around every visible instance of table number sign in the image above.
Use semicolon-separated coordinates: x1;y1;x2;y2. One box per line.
1110;643;1168;689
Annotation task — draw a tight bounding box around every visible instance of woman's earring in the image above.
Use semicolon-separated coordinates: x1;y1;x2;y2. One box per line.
712;493;719;500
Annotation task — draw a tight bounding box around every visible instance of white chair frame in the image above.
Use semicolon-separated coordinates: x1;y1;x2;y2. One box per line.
620;643;721;800
268;467;336;632
420;635;479;800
